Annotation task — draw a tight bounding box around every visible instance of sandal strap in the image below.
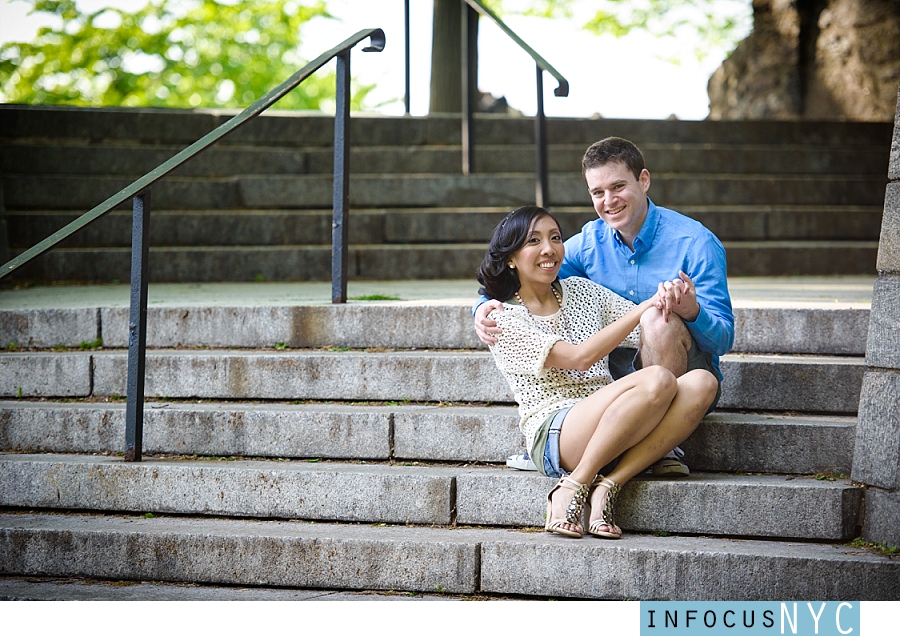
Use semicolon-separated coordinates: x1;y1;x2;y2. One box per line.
557;476;588;492
590;474;621;530
590;474;620;490
552;477;590;527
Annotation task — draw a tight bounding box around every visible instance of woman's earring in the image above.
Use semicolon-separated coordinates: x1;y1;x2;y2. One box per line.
508;262;515;269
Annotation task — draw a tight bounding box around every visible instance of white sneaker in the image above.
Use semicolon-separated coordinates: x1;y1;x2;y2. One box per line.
651;448;690;477
506;452;538;471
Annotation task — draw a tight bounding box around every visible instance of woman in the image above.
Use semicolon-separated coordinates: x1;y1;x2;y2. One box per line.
477;205;701;539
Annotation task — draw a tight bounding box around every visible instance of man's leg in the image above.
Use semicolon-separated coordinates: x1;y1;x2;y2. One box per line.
637;308;692;376
636;308;720;476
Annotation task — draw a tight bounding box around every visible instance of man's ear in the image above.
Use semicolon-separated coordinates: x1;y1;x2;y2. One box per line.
639;169;651;193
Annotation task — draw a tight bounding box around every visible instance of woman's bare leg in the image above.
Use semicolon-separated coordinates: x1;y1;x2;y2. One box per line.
588;368;719;532
545;366;678;534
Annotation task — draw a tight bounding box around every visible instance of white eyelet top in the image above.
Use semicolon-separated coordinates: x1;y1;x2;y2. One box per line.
487;276;640;452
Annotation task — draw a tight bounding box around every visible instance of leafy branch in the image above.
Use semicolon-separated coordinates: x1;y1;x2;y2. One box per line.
0;0;377;110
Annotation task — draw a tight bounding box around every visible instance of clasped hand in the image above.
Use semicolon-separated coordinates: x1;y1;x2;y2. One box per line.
654;270;700;323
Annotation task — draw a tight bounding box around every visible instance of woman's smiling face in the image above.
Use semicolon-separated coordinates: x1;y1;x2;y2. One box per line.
509;214;564;286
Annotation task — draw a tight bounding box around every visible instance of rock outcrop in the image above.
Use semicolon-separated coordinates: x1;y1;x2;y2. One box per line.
708;0;900;121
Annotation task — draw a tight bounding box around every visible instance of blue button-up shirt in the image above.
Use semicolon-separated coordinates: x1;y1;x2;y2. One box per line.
558;199;734;378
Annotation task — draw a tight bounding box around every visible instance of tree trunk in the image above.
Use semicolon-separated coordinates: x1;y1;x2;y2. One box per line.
430;0;461;113
430;0;479;114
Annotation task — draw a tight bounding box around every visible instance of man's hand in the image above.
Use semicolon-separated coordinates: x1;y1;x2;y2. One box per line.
474;299;504;345
655;271;700;323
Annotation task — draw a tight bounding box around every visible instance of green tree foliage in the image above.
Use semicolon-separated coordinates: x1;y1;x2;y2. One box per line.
486;0;751;61
582;0;751;61
0;0;376;110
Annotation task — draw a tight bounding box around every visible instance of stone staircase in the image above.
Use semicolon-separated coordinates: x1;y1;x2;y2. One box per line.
2;104;898;599
0;104;892;282
2;276;899;599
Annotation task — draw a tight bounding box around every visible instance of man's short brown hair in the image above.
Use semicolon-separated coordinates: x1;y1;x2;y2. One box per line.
582;137;645;180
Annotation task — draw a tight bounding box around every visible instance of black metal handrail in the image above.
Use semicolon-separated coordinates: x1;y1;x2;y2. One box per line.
404;0;568;206
0;28;385;462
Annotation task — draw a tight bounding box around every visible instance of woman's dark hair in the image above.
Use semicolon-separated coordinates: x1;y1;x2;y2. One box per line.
477;205;561;301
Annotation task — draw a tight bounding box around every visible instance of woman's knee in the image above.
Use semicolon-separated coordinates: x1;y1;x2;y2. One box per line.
636;365;678;403
679;369;719;410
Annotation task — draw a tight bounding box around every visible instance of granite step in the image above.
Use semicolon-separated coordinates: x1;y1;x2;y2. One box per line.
0;402;856;476
0;299;870;355
0;350;865;413
3;173;887;211
2;511;897;600
2;106;890;148
3;106;887;282
0;453;862;540
4;141;888;177
6;205;882;249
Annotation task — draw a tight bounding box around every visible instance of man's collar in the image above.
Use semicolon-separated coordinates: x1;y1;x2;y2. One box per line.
634;198;659;249
612;198;658;251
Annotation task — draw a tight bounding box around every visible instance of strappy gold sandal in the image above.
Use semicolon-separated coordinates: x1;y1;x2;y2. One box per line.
587;475;622;539
545;476;590;538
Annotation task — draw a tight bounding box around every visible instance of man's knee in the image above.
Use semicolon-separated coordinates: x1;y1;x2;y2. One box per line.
640;307;691;350
638;308;692;375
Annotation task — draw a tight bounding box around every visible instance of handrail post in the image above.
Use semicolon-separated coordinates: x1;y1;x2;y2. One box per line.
461;2;477;175
404;0;411;114
332;49;351;304
124;190;151;462
535;64;548;208
0;173;9;266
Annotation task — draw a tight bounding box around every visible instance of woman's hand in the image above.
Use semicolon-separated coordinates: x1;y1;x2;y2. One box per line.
638;295;659;314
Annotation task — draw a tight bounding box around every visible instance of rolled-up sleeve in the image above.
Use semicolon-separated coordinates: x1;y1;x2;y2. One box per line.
684;235;734;356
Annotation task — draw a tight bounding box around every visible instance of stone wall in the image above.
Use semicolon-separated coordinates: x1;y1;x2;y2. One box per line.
708;0;900;121
851;83;900;546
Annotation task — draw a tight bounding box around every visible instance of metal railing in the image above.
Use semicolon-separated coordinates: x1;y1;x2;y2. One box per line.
0;28;386;462
404;0;568;206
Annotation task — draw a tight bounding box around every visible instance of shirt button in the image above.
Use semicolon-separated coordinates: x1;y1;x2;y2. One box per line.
629;290;635;296
630;260;635;265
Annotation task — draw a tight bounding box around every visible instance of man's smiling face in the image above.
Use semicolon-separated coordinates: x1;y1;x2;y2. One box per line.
584;160;651;248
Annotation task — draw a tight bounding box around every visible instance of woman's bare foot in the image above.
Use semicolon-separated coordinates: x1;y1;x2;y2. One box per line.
545;477;589;537
588;477;622;539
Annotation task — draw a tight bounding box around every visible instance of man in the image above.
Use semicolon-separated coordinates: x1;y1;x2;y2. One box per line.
475;137;734;475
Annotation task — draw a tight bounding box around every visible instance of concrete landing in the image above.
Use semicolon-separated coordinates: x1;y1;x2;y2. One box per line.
0;276;876;309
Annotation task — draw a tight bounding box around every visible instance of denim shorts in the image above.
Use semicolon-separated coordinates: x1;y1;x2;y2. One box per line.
531;407;618;479
534;407;570;479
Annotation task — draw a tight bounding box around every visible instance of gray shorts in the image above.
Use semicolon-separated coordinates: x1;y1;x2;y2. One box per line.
608;337;722;414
